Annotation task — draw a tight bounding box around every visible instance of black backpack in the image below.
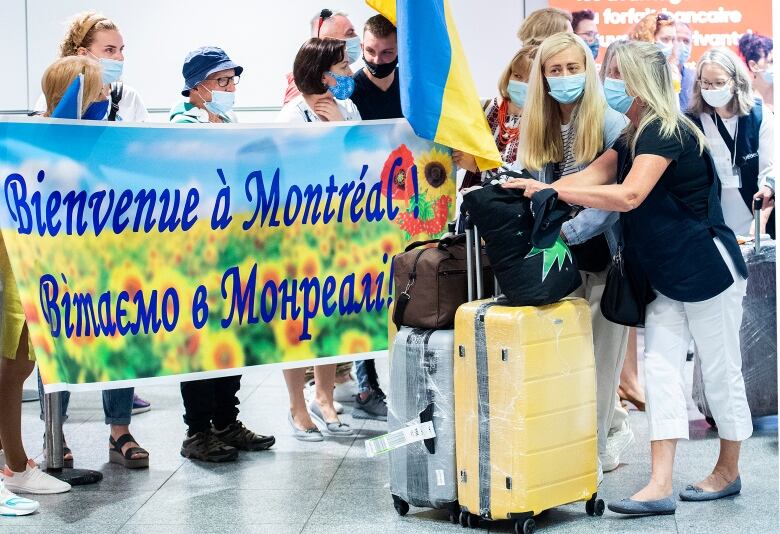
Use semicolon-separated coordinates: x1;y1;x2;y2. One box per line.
107;81;123;121
460;181;582;306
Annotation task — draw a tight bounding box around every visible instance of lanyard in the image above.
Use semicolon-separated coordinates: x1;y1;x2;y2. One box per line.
712;113;738;168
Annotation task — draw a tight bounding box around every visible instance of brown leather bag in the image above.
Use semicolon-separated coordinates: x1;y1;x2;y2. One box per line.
392;234;493;329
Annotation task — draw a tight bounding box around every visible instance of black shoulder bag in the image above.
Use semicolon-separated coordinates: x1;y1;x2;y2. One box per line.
599;151;655;327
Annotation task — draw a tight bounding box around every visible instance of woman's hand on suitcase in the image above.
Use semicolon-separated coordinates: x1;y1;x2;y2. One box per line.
501;177;552;198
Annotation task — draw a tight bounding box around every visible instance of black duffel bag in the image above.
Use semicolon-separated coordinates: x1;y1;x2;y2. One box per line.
460;183;581;306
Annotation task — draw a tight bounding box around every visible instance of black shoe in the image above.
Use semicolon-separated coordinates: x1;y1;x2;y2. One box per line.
180;430;238;462
213;421;275;451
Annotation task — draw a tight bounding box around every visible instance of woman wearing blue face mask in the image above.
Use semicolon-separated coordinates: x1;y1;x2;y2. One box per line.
518;31;632;482
676;22;697;111
739;33;774;113
32;12;152;473
275;37;356;442
34;11;149;122
629;13;683;99
277;38;362;123
170;47;242;124
455;45;537;187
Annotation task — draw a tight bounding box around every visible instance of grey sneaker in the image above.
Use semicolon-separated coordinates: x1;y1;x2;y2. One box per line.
352;391;388;421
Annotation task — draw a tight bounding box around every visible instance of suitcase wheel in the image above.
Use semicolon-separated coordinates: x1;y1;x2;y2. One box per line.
585;495;605;517
459;510;467;527
514;518;535;534
392;495;409;516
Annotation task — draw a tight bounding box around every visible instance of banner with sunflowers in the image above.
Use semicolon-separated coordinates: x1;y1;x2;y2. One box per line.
0;118;455;391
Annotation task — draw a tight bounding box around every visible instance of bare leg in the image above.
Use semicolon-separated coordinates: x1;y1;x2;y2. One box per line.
283;368;316;430
0;324;35;472
619;328;646;410
110;424;148;460
692;439;742;491
313;364;339;422
631;439;676;501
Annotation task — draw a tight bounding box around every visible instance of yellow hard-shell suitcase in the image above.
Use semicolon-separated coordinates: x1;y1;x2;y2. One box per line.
453;297;602;532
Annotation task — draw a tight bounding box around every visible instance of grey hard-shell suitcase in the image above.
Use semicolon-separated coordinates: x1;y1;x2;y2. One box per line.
693;239;777;420
388;327;460;521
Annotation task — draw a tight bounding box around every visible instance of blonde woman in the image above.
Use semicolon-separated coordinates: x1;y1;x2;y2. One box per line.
34;11;154;472
517;7;572;46
506;40;752;516
455;45;537;187
34;11;148;121
688;47;775;237
518;31;632;479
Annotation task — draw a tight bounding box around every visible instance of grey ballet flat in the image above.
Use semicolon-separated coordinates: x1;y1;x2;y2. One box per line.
308;400;354;436
679;476;741;501
287;412;323;442
608;496;677;516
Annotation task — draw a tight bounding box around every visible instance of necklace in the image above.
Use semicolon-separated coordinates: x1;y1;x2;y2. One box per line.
496;99;520;147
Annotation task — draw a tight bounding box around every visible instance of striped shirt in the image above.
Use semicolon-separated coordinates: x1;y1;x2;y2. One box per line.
552;122;578;181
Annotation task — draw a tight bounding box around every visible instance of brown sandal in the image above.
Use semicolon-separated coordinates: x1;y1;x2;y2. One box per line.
109;434;149;469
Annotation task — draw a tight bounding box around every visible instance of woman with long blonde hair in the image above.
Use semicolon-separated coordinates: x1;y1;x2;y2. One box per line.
506;40;752;516
519;31;633;480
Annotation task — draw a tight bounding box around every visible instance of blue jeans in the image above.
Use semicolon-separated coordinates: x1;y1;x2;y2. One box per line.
355;359;380;394
37;370;134;425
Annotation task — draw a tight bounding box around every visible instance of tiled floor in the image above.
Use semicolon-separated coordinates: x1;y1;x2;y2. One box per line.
1;358;777;534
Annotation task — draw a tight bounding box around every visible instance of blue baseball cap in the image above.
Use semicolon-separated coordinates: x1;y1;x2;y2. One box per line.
181;46;243;96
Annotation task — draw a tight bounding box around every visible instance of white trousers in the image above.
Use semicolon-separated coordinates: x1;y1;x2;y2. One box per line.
571;269;631;455
643;238;753;442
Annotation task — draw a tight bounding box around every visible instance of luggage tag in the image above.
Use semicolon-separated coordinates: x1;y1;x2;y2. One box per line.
364;419;436;458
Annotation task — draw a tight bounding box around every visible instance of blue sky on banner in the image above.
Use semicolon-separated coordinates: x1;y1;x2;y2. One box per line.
0;119;438;230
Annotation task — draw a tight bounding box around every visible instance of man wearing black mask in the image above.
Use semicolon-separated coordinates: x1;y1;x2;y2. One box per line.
351;15;402;120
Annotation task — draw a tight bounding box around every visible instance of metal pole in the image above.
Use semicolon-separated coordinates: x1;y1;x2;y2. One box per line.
44;392;63;470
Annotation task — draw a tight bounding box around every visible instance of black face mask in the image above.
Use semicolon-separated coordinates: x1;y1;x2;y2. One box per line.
364;56;398;79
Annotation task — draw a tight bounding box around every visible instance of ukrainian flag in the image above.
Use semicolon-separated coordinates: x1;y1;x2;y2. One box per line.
367;0;501;170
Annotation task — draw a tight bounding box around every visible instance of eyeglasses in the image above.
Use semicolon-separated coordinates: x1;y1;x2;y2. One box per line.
206;75;241;88
698;78;732;90
576;31;598;41
317;8;333;38
656;12;673;22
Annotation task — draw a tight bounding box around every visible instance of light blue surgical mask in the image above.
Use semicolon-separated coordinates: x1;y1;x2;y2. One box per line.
507;80;528;107
657;41;674;59
88;52;124;85
200;86;235;116
588;39;600;60
546;73;586;104
345;36;361;64
677;44;691;64
603;77;635;115
761;67;774;85
326;71;355;100
99;58;124;85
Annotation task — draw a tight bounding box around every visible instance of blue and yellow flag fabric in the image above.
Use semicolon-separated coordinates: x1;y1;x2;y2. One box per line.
366;0;501;170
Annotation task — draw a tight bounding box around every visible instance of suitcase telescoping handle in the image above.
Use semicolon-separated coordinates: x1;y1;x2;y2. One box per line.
754;197;762;253
464;213;485;301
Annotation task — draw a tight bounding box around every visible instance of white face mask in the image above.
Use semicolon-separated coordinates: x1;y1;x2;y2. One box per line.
701;87;733;108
